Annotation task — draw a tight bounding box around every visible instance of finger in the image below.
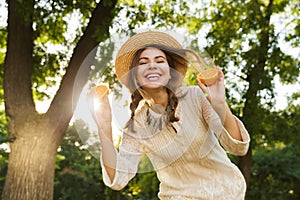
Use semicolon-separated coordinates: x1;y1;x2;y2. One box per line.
196;77;207;92
196;78;211;99
216;67;224;82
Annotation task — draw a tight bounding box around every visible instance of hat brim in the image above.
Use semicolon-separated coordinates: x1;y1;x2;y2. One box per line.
115;31;185;87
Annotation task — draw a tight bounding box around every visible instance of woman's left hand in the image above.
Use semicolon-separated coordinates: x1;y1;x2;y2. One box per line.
197;67;242;140
196;67;226;105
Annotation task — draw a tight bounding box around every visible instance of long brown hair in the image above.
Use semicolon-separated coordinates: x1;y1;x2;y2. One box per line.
125;44;188;133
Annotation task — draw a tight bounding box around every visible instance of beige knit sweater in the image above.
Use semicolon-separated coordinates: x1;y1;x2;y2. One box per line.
101;86;250;200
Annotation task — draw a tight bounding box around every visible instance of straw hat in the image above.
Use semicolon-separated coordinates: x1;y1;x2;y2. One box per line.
114;31;186;87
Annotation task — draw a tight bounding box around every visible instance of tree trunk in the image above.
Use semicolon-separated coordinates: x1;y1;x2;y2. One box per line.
2;0;118;199
238;0;274;188
238;146;252;186
2;120;60;200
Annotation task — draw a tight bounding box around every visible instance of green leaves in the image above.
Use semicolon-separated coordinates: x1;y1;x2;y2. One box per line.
250;144;300;199
54;123;106;199
0;0;299;198
30;0;96;99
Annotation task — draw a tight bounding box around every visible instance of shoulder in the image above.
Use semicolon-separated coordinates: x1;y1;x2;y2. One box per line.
175;85;204;99
175;85;207;114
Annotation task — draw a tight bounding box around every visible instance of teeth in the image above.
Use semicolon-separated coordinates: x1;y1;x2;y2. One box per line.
146;74;161;79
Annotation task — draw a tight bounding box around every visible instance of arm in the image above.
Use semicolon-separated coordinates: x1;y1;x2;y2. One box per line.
88;92;141;189
88;93;116;182
212;101;242;141
98;125;116;183
197;67;242;141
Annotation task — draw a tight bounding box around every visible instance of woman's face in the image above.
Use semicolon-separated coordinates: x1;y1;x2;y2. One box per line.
136;47;171;90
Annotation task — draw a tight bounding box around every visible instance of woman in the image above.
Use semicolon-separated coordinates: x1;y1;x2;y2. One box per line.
91;31;250;199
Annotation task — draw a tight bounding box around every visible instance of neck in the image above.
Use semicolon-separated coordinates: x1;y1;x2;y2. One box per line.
143;87;169;113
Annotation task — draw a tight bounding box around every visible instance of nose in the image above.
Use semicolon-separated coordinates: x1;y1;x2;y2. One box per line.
147;62;157;69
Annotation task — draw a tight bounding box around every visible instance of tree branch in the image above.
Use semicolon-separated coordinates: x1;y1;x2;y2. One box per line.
46;0;118;134
4;0;36;119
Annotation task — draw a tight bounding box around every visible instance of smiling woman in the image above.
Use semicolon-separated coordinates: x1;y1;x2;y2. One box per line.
86;30;251;200
136;47;171;90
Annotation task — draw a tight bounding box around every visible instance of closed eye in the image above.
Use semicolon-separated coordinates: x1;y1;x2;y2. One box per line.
155;56;167;63
138;56;167;65
138;58;148;65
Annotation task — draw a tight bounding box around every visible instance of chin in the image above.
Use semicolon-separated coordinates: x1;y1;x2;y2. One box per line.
141;82;166;89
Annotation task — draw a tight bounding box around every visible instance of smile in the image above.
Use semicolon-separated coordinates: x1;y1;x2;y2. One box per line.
145;73;162;80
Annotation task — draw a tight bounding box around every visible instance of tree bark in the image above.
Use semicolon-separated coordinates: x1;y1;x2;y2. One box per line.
3;0;35;119
2;0;118;199
2;118;59;200
238;146;252;185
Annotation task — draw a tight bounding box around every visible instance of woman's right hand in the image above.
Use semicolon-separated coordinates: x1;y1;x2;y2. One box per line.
87;90;112;130
87;89;116;182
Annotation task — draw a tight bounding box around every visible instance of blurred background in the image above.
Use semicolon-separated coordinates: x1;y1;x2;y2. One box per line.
0;0;299;199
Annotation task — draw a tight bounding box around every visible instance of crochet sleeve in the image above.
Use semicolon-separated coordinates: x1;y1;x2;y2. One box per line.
218;117;250;156
192;86;250;156
101;132;142;190
192;86;224;137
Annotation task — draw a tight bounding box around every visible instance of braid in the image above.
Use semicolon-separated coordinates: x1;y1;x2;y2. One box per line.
125;89;143;132
166;88;180;123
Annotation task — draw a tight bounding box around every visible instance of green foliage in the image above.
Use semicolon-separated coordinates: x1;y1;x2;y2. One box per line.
117;0;198;31
54;124;107;199
33;0;96;44
248;97;300;199
118;1;148;30
30;0;97;100
54;121;160;199
0;27;6;100
0;109;8;143
127;171;159;200
249;144;300;199
1;0;299;199
204;0;299;90
0;109;8;196
200;0;299;161
124;155;159;200
0;148;8;196
88;39;121;93
0;15;7;185
32;45;68;101
150;0;189;28
0;28;6;48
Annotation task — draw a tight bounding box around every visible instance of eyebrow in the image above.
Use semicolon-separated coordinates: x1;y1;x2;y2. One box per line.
138;55;167;61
